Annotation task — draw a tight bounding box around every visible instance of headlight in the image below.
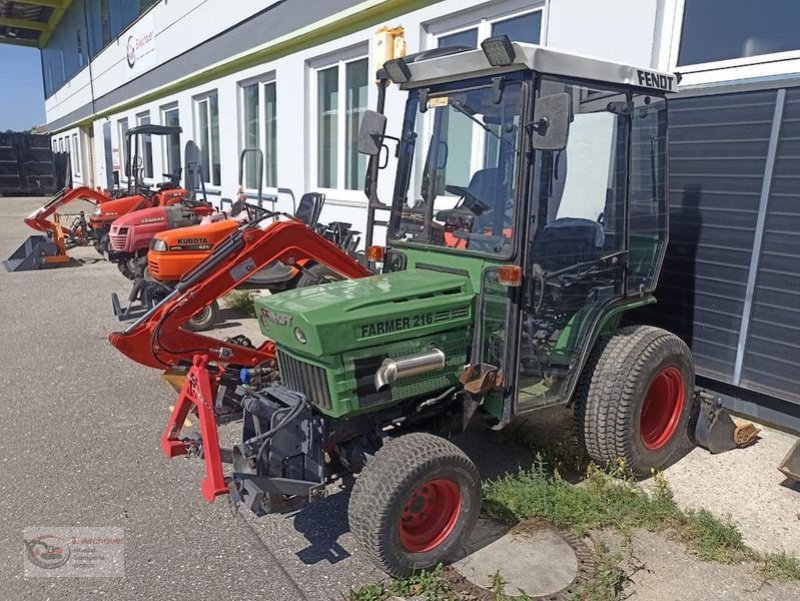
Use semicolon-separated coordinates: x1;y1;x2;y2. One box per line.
150;239;168;252
93;206;102;216
294;327;307;344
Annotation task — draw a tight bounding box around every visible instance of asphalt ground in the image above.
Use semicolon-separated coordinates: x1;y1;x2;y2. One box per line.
0;197;388;600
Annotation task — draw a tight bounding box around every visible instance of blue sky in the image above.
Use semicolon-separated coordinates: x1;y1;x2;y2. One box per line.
0;45;46;131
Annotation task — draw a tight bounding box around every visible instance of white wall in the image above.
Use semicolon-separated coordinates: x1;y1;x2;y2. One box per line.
45;1;277;123
85;0;671;244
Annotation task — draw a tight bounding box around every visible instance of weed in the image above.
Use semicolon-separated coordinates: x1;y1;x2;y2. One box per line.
566;540;629;601
678;509;750;564
347;564;456;601
223;290;256;317
757;552;800;582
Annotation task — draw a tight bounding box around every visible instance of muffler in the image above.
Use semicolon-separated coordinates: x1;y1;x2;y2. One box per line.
375;348;446;390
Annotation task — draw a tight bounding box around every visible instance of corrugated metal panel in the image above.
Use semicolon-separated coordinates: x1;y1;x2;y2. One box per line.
739;89;800;405
655;90;777;383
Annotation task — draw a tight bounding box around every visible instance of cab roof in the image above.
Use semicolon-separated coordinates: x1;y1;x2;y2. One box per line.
396;42;678;95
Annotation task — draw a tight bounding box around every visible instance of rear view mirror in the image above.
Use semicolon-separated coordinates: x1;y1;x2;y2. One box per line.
357;110;387;156
531;92;571;151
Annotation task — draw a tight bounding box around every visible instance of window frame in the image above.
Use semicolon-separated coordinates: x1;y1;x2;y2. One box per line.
670;0;800;77
237;74;278;193
193;91;221;187
136;110;155;182
309;44;370;201
160;103;181;177
71;133;81;177
117;118;129;182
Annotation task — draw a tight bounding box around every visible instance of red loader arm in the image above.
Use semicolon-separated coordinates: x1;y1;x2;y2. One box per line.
108;219;372;370
24;186;110;234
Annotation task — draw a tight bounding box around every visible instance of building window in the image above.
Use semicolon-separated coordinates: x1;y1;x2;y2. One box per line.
436;9;542;50
136;112;154;180
76;29;85;68
71;133;81;176
161;104;181;176
314;55;368;191
239;79;278;189
194;93;221;186
118;118;129;180
434;9;543;190
100;0;111;48
678;0;800;67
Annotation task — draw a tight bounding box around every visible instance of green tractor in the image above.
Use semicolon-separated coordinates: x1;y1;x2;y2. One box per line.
231;37;687;576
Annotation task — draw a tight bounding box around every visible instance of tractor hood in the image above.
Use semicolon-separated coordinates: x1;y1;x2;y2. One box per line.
112;205;168;227
90;194;148;224
154;217;237;247
256;270;475;357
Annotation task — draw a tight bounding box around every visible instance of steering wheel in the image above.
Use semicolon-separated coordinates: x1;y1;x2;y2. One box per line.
445;184;491;215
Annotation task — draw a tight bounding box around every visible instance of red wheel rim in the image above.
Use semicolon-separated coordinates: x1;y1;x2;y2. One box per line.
398;478;462;553
640;366;686;450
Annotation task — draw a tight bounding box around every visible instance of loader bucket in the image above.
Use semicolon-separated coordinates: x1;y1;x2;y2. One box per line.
3;235;74;272
778;440;800;482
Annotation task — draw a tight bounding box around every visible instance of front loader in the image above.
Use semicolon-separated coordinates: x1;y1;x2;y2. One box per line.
112;148;362;330
108;39;740;577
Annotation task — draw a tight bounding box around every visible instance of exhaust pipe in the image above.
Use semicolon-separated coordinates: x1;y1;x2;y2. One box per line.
375;348;446;390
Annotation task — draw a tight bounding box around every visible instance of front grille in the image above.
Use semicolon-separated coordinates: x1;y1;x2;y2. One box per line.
278;350;332;410
148;258;160;276
108;232;128;252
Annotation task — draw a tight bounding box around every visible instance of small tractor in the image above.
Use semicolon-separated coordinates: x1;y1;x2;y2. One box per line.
4;124;189;272
103;142;215;279
110;39;736;577
90;124;191;256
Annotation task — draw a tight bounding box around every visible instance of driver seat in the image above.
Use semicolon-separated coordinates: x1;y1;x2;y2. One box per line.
294;192;325;226
531;217;604;272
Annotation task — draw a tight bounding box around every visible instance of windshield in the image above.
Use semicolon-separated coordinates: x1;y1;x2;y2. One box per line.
389;79;525;256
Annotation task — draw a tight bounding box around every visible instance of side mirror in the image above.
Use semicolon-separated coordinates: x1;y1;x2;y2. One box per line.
531;92;571;151
357;110;387;156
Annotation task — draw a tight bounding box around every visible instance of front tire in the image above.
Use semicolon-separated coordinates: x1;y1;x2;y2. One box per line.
348;432;481;578
575;325;694;477
183;300;219;332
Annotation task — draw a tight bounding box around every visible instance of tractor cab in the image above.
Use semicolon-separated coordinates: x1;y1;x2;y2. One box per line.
261;38;674;425
89;124;188;251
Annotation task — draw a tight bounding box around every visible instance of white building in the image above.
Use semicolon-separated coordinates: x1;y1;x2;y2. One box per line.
2;0;798;428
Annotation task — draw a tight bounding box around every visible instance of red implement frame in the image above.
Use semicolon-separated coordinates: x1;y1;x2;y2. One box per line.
162;354;228;502
24;186;110;235
110;219;372;503
108;219;372;370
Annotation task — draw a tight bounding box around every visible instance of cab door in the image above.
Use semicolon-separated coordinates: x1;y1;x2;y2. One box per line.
514;78;631;415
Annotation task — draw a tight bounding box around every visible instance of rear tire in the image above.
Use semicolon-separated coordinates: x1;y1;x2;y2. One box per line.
183;300;219;332
574;325;694;477
348;432;481;578
296;264;342;288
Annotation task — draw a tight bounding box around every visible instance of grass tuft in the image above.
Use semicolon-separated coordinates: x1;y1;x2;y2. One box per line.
223;290;256;318
347;564;457;601
758;551;800;582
